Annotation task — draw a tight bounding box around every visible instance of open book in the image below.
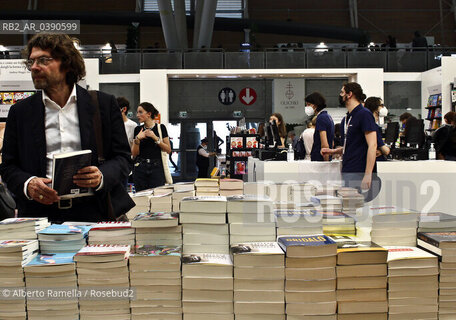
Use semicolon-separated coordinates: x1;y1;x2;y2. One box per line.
52;150;92;199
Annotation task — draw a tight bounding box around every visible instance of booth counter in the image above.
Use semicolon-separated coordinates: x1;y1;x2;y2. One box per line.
248;158;456;213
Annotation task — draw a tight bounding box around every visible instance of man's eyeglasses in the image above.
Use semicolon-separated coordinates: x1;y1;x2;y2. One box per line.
25;56;54;70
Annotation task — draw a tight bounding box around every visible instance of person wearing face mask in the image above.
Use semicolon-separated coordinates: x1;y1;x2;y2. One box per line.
300;117;317;160
321;82;378;195
269;113;287;148
305;92;335;161
364;97;390;162
196;138;216;178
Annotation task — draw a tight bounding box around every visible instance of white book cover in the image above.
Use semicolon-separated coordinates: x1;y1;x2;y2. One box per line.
230;242;284;255
385;246;437;262
182;253;232;266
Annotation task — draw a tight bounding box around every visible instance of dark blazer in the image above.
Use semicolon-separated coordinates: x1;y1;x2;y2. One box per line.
0;85;134;221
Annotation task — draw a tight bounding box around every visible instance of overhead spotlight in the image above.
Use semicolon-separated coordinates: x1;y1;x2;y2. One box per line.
0;45;7;51
406;107;412;111
369;42;375;47
315;42;328;53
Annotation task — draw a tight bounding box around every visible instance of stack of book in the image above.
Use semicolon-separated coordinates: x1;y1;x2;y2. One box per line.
311;195;343;212
129;245;182;320
243;182;267;196
333;236;388;320
0;240;39;320
37;224;90;254
182;253;234;320
153;185;174;195
132;212;182;247
219;178;244;196
172;189;195;212
274;209;323;237
88;221;135;246
418;212;456;232
318;210;356;236
194;178;220;196
386;246;439;320
173;182;195;192
278;235;337;320
315;184;339;196
75;245;131;320
290;182;317;203
149;192;173;212
24;253;79;320
231;242;285;320
127;189;154;219
418;232;456;319
180;196;229;254
358;206;419;246
0;217;49;239
265;183;292;203
337;187;364;215
227;195;275;244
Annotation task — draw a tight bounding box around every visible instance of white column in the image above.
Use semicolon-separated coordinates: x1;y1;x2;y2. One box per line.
174;0;188;49
158;0;180;50
197;0;218;49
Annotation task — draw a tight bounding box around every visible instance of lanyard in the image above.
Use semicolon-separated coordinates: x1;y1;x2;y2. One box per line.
342;115;352;155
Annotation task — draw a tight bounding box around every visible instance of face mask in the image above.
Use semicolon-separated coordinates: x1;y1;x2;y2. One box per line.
339;95;346;107
305;106;315;117
379;107;388;117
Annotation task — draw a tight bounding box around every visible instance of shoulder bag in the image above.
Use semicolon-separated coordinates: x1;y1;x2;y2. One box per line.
157;123;173;185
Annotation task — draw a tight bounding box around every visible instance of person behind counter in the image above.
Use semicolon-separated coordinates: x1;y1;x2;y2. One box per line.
364;97;391;161
321;82;377;192
304;92;335;161
131;102;172;191
301;117;316;160
434;111;456;160
269;113;287;148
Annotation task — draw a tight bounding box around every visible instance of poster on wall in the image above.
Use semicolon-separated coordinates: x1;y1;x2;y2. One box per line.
0;91;36;119
273;78;306;125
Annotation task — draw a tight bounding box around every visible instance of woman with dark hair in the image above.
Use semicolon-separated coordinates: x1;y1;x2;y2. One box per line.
132;102;172;191
269;113;287;148
364;97;390;161
305;92;335;161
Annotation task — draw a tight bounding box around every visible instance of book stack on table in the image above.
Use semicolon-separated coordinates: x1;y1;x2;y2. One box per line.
357;206;419;247
386;246;439;320
337;187;364;215
149;192;173;213
126;189;154;219
180;196;229;254
0;218;50;240
75;245;131;320
37;224;90;254
290;183;317;204
24;253;78;320
219;179;244;197
418;232;456;319
418;212;456;233
88;221;135;246
129;245;182;320
319;211;356;236
333;236;388;320
0;240;38;320
194;179;219;196
231;242;285;320
172;189;195;212
279;235;337;320
274;208;322;237
132;212;181;247
182;253;234;320
227;195;275;244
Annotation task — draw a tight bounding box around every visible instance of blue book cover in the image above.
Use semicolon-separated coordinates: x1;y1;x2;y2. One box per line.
38;224;91;237
278;235;335;251
26;252;76;266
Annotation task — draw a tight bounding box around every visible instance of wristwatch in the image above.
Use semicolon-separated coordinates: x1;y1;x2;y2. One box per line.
155;139;161;145
134;137;141;145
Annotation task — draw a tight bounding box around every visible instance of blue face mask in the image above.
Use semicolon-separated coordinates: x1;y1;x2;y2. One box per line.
402;123;406;129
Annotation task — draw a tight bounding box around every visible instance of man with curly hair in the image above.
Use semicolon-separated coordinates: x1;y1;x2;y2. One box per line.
0;33;134;222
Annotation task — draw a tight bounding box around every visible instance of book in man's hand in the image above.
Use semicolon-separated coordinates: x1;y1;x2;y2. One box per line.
52;149;92;199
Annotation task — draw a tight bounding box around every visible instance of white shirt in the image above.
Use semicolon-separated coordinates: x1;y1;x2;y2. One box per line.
301;128;315;160
198;146;210;157
124;118;137;146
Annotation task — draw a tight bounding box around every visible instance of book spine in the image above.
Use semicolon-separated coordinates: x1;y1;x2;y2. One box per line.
417;232;441;248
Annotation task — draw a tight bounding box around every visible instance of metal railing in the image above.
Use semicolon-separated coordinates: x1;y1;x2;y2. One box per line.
1;47;454;74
